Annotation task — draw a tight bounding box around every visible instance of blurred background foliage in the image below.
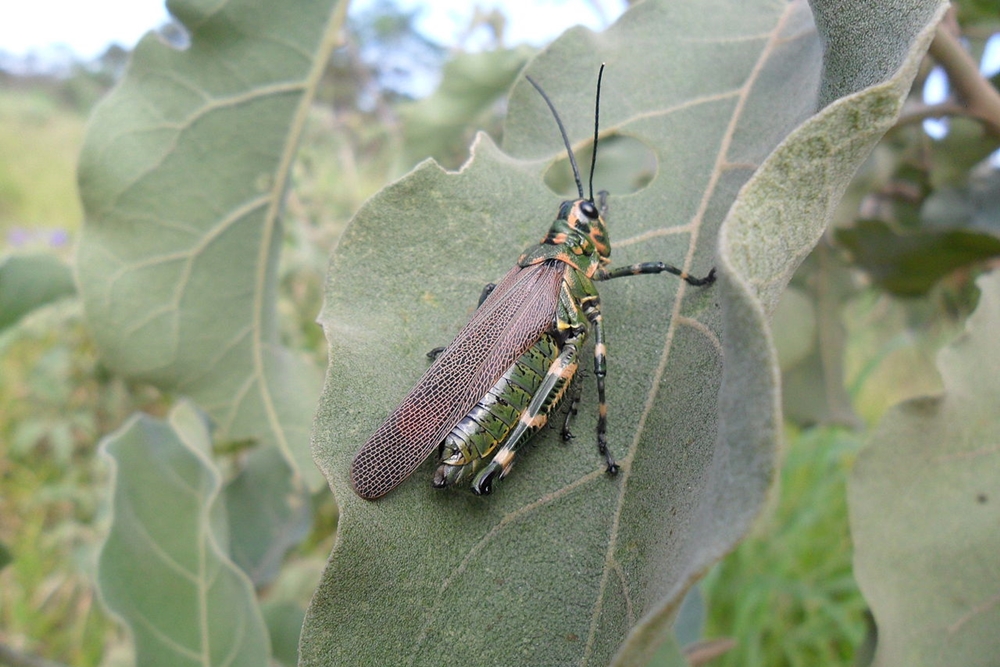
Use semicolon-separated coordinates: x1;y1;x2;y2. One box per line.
0;1;998;666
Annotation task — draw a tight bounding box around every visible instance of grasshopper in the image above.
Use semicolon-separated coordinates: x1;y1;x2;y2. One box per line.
351;65;715;499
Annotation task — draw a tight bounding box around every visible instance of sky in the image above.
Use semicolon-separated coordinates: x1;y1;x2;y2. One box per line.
3;0;997;133
0;0;625;62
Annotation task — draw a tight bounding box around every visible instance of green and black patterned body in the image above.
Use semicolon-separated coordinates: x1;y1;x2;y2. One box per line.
350;193;715;499
432;329;574;491
348;68;716;499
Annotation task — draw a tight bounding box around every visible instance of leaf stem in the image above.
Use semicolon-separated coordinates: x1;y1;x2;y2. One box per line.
927;11;1000;138
0;642;69;667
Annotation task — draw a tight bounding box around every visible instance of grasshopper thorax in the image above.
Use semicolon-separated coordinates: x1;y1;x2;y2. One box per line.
518;197;611;277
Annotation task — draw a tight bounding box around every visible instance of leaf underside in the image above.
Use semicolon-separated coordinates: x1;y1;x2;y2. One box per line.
97;402;270;667
75;0;343;490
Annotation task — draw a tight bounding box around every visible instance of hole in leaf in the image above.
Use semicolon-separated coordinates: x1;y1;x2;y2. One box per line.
543;134;656;198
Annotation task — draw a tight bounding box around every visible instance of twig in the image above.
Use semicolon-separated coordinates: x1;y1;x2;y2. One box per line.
895;100;968;128
0;642;68;667
928;13;1000;138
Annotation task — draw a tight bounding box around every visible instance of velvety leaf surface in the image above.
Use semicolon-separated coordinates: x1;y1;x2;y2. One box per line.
850;271;1000;666
97;401;269;667
75;0;344;489
307;0;945;665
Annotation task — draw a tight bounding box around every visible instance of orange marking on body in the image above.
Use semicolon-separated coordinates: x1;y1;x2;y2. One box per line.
493;448;515;470
518;411;548;429
553;251;582;270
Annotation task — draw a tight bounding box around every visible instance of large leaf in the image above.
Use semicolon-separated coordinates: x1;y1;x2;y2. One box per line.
97;401;270;666
306;0;945;664
75;0;344;489
849;270;1000;666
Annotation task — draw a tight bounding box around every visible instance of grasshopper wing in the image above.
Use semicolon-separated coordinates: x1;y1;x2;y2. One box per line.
350;261;565;499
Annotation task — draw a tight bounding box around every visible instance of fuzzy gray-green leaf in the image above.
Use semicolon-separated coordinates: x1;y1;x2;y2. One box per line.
849;271;1000;666
75;0;344;488
308;0;945;664
97;401;270;667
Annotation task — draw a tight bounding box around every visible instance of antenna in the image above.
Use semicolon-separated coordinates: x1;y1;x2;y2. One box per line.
588;63;605;203
525;74;585;200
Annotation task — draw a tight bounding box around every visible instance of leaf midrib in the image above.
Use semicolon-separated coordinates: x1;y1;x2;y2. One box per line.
584;3;801;662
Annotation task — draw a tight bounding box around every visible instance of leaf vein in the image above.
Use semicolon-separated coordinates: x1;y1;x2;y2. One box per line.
584;2;799;659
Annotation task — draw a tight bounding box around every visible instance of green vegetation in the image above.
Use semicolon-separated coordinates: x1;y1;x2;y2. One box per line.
701;426;868;666
1;1;998;665
0;90;85;237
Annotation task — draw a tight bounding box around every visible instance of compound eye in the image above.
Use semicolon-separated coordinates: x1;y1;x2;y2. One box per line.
580;200;599;220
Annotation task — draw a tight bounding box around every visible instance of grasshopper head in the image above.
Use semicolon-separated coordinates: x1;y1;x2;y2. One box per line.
548;198;611;263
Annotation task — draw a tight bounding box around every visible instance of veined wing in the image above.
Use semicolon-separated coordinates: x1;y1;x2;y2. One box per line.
350;261;566;499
